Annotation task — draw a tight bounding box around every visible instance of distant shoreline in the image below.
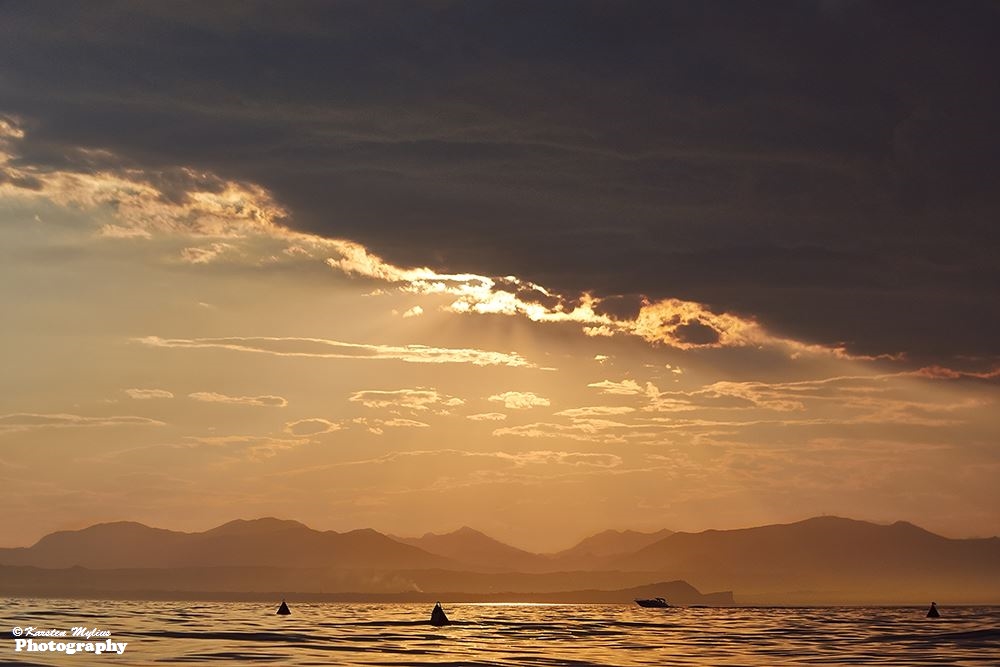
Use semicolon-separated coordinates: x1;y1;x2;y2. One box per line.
3;594;998;609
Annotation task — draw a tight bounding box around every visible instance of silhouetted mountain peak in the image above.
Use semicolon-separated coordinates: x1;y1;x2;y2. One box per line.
413;526;487;540
206;518;310;536
33;521;173;547
889;519;929;533
554;527;673;561
393;526;546;572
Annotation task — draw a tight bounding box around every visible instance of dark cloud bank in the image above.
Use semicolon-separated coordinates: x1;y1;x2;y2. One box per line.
1;0;998;364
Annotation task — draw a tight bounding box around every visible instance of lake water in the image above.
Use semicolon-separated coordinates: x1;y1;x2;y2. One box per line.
3;599;998;665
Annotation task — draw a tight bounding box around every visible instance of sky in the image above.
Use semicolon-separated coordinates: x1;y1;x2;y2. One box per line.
1;1;998;551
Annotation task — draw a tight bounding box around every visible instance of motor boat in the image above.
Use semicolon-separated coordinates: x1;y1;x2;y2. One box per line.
635;597;670;608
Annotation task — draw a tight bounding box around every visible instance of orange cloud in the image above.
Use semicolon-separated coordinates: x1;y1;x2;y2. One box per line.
492;421;631;444
188;392;288;407
283;418;343;436
349;388;464;412
0;413;164;433
466;412;508;421
910;365;1000;381
587;379;647;395
320;236;894;360
136;335;534;368
124;388;174;400
488;391;551;409
351;417;430;435
184;434;308;460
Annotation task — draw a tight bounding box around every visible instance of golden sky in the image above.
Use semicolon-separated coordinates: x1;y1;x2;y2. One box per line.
1;115;997;551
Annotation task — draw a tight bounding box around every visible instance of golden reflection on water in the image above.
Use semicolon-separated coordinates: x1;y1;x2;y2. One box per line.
3;599;998;666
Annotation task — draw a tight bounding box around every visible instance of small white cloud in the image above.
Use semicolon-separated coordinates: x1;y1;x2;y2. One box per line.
402;305;424;318
488;391;550;410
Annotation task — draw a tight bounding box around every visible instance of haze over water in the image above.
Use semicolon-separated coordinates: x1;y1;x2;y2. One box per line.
5;599;999;666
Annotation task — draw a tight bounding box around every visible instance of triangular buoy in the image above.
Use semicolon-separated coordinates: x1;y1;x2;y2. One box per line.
926;602;939;618
277;599;291;615
430;601;449;626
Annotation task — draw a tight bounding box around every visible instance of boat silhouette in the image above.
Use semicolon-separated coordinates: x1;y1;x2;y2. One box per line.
635;597;670;608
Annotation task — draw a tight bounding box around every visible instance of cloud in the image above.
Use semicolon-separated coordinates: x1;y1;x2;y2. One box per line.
322;240;897;360
679;381;806;412
180;242;236;264
1;118;905;362
188;392;288;407
587;379;648;396
184;434;307;460
555;406;636;418
124;388;174;400
349;388;463;412
910;365;1000;381
401;305;423;318
298;447;622;471
283;418;342;436
620;372;992;428
466;412;508;421
0;413;164;433
493;421;630;444
136;335;534;368
489;391;551;410
381;418;431;428
351;417;430;435
3;1;999;368
0;125;288;240
490;450;622;469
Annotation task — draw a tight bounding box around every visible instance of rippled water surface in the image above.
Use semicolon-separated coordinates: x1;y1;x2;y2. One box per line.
3;599;998;666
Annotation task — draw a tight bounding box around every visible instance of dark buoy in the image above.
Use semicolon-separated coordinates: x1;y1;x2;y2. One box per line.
430;601;449;626
926;602;939;618
276;599;291;615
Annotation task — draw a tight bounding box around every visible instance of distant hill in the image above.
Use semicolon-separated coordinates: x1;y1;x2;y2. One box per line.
612;516;1000;604
391;527;552;572
552;528;674;568
0;518;450;570
1;516;996;604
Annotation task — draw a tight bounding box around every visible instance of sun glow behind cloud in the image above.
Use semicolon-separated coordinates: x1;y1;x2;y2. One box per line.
0;119;897;362
1;116;997;550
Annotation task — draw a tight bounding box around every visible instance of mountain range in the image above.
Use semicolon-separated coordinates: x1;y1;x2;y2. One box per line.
1;516;997;604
